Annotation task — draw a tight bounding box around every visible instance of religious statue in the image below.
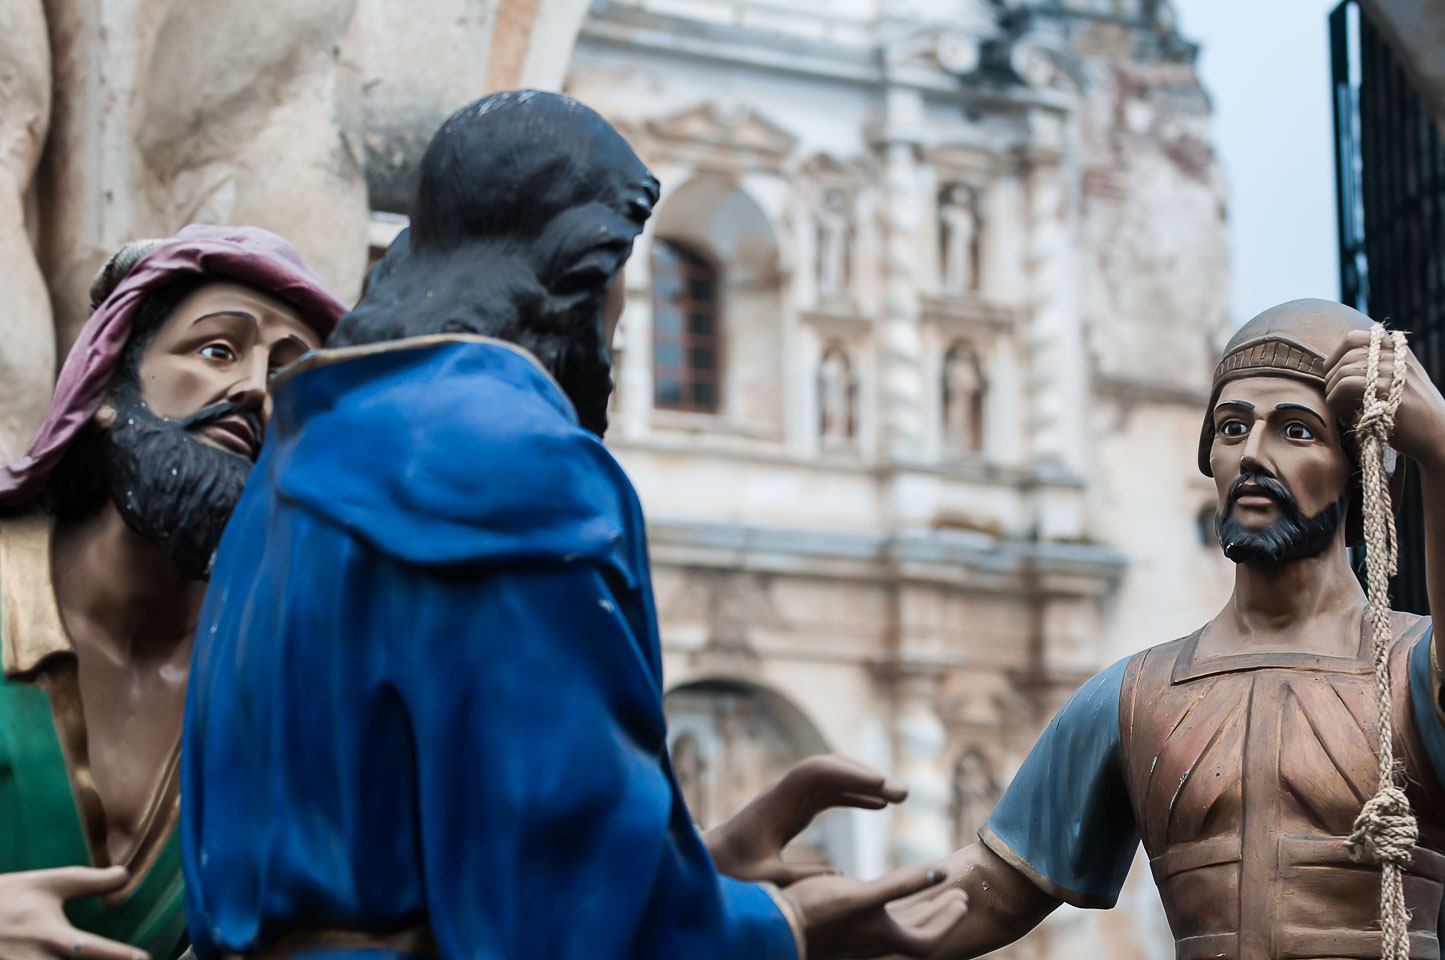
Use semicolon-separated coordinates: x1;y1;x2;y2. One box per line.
943;343;985;453
0;226;342;960
819;345;855;444
817;188;854;298
180;91;968;960
918;299;1445;959
939;185;979;296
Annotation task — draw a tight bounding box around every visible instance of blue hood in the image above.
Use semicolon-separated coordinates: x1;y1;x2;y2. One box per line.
262;336;638;586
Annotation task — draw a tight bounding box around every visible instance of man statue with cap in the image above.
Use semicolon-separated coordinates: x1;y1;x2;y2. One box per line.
0;225;344;960
913;299;1445;959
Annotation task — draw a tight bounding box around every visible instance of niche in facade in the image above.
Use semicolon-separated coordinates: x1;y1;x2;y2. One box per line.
942;341;987;453
817;343;857;446
938;184;982;296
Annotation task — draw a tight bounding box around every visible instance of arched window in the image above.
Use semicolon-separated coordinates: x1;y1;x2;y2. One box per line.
817;344;856;445
942;342;987;452
651;239;721;413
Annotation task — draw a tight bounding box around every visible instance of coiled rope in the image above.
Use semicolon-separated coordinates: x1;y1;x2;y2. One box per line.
1344;323;1417;960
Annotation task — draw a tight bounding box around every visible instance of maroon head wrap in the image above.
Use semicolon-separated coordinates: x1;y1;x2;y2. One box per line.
0;223;347;506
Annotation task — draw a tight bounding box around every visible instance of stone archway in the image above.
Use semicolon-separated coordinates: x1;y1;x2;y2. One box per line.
664;678;856;874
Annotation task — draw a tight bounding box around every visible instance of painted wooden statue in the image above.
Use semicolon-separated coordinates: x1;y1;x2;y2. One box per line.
0;226;342;960
920;298;1445;960
179;91;970;960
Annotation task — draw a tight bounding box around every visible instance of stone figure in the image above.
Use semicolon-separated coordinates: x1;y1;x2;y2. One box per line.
0;226;342;960
817;188;853;297
949;751;997;850
0;0;55;464
943;343;985;452
38;0;368;351
939;185;979;296
819;345;855;443
917;300;1445;959
180;91;969;960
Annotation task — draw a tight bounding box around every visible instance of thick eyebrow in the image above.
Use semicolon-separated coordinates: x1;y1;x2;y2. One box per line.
1214;399;1254;414
1275;402;1329;429
189;310;258;329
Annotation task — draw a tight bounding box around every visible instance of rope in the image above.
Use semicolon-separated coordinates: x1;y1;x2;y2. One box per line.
1344;323;1417;960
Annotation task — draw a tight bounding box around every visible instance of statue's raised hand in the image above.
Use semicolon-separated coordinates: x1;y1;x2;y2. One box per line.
703;753;908;885
0;867;149;960
1324;328;1445;468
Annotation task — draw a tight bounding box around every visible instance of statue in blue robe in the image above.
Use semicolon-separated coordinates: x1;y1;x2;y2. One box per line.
179;91;970;960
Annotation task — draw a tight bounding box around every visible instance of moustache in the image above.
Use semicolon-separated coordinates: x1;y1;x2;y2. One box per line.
1226;474;1296;511
180;400;263;442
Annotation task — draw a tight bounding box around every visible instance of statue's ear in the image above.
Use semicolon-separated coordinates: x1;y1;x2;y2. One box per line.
93;404;117;430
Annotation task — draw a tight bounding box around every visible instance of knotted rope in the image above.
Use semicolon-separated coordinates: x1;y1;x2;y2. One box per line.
1344;323;1417;960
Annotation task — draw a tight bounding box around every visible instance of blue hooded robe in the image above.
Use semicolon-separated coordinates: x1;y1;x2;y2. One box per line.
180;336;800;960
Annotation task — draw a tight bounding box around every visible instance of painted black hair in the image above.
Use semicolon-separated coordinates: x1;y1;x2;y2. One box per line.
327;90;661;436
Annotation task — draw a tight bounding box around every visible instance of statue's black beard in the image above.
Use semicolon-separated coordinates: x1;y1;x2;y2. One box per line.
1215;474;1349;565
103;380;259;580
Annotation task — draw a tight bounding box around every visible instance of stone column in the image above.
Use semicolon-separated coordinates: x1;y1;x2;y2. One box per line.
0;0;54;461
890;672;952;867
877;88;925;462
1017;113;1088;478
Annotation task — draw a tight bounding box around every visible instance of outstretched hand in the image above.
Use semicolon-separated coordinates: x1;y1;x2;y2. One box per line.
785;864;970;960
703;753;909;885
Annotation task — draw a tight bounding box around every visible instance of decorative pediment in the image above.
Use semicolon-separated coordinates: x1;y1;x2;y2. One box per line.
924;144;1000;184
647;102;797;160
800;152;876;189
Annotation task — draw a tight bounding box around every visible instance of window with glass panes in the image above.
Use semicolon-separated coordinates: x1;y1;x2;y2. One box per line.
651;239;721;412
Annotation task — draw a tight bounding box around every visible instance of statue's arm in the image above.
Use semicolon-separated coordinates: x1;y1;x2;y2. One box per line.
912;842;1060;959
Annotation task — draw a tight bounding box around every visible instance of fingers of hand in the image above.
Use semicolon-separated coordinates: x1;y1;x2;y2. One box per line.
860;864;949;908
772;862;839;886
41;928;148;960
1324;328;1374;370
888;890;971;957
33;867;128;900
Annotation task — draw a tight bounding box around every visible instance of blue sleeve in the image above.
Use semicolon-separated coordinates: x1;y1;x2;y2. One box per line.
981;657;1138;908
389;560;799;960
1409;627;1445;786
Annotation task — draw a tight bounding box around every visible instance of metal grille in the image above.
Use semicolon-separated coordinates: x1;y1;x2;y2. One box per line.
1332;0;1445;614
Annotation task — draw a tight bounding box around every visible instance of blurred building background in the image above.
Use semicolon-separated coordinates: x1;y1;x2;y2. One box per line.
560;1;1233;957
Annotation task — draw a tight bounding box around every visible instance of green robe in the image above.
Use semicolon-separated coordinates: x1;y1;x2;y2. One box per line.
0;516;188;959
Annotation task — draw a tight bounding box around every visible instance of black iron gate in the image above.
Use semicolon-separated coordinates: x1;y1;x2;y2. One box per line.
1332;0;1445;614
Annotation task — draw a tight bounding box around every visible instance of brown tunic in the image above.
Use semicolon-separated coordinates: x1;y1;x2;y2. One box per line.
1119;613;1445;960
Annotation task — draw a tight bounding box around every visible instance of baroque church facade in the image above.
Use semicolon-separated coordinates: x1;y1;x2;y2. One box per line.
560;0;1236;956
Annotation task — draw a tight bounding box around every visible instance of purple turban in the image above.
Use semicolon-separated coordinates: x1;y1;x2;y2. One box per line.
0;224;347;505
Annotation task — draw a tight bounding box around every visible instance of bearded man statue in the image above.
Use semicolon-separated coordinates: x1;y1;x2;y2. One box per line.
0;225;344;960
905;299;1445;960
180;91;971;960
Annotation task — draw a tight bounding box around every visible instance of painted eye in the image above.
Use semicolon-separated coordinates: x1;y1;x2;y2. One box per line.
1284;422;1314;441
1219;420;1248;438
200;343;236;363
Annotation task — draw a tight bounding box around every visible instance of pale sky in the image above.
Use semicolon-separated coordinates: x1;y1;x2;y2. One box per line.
1174;0;1344;329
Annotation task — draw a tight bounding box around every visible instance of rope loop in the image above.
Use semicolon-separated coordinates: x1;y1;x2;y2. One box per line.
1352;324;1415;960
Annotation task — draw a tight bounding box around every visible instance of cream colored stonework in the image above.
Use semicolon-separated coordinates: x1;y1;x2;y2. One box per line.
567;2;1231;957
